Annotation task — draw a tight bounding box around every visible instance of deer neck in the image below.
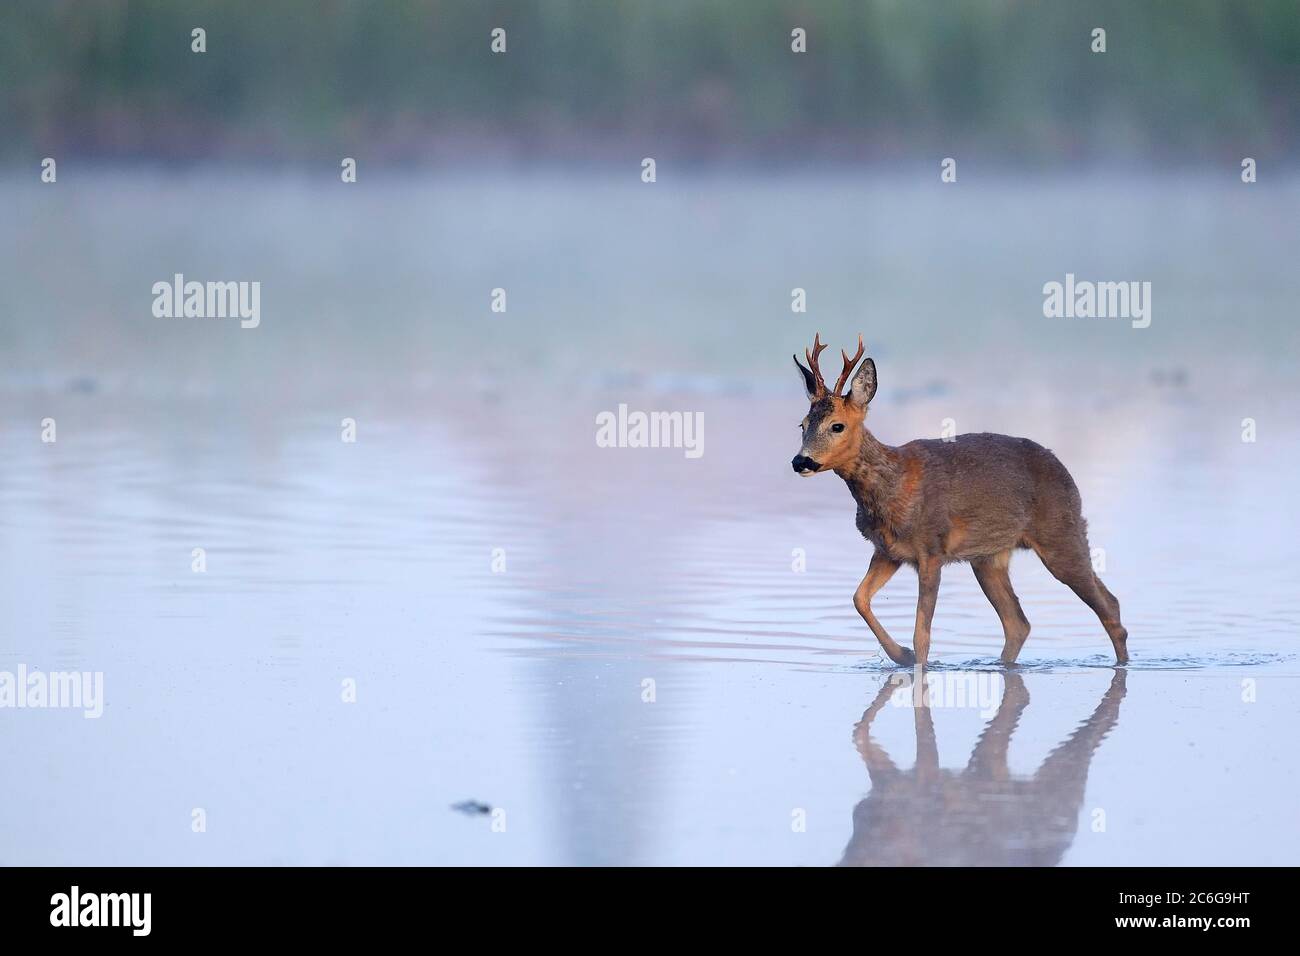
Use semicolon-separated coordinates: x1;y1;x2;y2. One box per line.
836;427;903;518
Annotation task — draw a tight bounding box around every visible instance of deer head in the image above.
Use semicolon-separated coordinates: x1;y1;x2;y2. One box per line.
791;332;877;476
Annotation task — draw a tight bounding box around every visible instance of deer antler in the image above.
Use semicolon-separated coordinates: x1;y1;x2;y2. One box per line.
804;332;829;396
832;334;865;396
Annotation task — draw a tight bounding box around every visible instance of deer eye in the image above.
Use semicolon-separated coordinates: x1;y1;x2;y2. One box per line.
830;423;846;433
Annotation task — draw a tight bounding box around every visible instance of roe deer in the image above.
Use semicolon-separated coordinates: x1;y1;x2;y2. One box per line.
791;333;1128;665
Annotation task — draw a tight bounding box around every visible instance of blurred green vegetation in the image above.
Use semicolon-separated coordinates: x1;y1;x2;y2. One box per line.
2;0;1297;164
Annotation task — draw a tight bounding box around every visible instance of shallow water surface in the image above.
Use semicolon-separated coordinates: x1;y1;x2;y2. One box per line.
1;173;1298;865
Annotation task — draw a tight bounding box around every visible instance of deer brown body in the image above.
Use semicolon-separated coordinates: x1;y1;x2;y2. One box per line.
792;333;1128;666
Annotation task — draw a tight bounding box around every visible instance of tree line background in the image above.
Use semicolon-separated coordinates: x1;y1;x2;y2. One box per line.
2;0;1297;165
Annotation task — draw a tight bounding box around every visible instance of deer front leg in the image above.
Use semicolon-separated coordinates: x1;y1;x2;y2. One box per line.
853;552;914;666
912;557;942;665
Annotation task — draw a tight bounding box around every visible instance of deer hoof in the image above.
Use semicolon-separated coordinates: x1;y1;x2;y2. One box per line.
894;647;917;667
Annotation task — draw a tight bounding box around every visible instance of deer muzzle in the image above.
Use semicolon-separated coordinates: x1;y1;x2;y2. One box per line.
791;454;821;476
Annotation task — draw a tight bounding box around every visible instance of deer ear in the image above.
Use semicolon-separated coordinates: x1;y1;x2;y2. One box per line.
793;355;818;399
850;357;877;406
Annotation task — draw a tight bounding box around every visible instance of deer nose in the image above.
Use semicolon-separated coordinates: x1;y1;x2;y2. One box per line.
791;454;820;474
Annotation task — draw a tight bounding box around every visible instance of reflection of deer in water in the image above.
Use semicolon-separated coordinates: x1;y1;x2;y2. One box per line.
837;670;1126;866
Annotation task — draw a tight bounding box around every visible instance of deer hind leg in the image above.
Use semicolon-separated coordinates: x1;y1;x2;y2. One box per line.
1092;575;1128;663
1031;536;1128;664
971;550;1031;664
853;552;914;666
